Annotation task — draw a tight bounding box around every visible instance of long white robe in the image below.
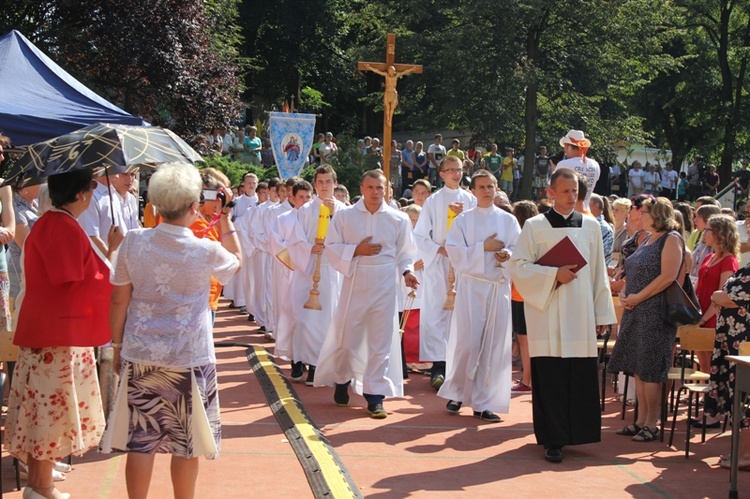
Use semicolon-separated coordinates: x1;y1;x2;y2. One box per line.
314;199;417;398
284;197;345;366
413;186;476;361
508;213;616;358
236;204;258;311
266;200;294;338
226;194;257;306
272;207;301;360
248;200;278;329
438;206;521;413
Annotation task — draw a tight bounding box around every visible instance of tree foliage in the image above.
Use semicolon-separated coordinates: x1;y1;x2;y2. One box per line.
6;0;750;188
0;0;244;141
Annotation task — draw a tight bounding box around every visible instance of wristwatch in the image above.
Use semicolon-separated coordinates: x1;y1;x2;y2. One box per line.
403;270;413;276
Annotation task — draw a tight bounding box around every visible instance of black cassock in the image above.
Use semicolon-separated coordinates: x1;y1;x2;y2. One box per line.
530;209;602;449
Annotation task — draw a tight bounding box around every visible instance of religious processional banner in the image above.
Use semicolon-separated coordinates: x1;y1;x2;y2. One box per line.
269;112;317;179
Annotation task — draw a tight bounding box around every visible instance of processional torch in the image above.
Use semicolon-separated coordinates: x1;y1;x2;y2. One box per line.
303;203;331;311
442;207;458;310
399;289;417;337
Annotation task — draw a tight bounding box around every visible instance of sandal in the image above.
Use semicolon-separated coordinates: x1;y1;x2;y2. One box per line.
616;423;641;436
632;426;659;442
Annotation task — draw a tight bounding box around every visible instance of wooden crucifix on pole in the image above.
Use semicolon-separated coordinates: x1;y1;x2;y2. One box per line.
358;33;422;200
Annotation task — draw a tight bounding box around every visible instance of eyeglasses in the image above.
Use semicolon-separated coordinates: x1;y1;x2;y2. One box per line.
442;168;463;174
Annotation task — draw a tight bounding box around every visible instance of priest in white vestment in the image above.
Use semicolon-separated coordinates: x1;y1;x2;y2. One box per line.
413;155;476;388
314;170;419;418
285;166;344;385
439;170;521;422
508;168;615;463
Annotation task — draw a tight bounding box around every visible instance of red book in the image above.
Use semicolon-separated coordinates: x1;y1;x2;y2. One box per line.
535;236;588;288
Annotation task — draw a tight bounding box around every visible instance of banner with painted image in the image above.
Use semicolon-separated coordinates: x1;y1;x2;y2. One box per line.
269;112;316;179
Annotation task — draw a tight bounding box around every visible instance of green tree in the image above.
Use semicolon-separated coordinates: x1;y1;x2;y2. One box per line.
1;0;244;140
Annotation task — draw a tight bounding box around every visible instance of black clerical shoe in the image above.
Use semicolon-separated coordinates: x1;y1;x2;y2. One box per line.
367;402;388;419
430;374;445;390
305;366;316;386
446;400;462;414
473;410;502;423
290;361;305;382
257;326;266;334
544;448;563;463
239;306;247;314
247;313;255;322
334;383;350;406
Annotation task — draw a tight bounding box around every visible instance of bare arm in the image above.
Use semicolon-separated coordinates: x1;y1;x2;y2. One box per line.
13;223;30;250
0;186;15;245
700;269;733;325
109;283;133;366
220;213;242;266
363;64;387;77
620;234;682;309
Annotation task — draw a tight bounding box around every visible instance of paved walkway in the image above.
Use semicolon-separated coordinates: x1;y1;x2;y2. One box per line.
3;300;750;498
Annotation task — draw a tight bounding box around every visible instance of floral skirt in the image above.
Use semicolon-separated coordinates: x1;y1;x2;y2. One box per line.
0;271;12;332
100;361;221;459
4;347;105;463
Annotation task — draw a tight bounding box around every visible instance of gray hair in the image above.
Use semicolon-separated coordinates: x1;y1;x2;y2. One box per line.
149;162;202;220
589;193;604;211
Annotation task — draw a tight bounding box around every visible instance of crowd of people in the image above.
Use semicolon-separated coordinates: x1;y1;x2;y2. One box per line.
6;126;750;497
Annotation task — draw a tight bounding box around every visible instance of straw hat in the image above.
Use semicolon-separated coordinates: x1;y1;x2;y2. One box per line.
559;130;592;149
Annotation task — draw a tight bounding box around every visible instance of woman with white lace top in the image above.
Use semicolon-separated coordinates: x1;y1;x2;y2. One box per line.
102;162;241;499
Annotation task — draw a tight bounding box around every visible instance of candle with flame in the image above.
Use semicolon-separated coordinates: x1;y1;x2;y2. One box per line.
447;207;457;232
316;204;331;239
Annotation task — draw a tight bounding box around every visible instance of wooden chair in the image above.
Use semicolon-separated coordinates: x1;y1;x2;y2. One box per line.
598;297;624;411
667;326;716;456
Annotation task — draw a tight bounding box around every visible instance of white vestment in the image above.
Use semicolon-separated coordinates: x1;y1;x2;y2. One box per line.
508;213;616;358
283;197;345;365
266;200;294;338
235;204;259;310
413;186;476;361
314;199;417;398
232;193;257;221
437;206;521;412
247;200;278;329
272;207;301;360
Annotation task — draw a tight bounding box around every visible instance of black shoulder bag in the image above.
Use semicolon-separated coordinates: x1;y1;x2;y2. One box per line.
661;232;701;327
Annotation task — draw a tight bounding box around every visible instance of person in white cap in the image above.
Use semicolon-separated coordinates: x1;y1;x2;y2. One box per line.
555;130;600;211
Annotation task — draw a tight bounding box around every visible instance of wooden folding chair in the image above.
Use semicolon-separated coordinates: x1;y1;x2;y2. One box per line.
667;326;716;456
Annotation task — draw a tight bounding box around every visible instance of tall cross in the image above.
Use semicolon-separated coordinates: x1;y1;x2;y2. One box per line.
358;33;422;199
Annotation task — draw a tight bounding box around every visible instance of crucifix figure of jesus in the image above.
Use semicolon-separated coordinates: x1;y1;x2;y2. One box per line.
358;34;422;198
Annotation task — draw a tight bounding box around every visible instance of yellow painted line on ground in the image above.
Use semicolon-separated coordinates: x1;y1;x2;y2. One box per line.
254;347;359;498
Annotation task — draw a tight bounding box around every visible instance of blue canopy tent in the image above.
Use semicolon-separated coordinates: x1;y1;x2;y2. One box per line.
0;30;145;146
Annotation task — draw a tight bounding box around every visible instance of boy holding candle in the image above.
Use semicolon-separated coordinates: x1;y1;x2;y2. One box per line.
283;165;346;385
413;155;477;389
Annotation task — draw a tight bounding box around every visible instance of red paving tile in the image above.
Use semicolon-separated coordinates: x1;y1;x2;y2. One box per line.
3;299;750;498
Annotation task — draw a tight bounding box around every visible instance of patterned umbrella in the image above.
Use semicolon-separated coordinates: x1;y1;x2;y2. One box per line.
3;123;202;187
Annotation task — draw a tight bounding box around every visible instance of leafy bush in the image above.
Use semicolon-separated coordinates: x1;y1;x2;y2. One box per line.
199;154;278;186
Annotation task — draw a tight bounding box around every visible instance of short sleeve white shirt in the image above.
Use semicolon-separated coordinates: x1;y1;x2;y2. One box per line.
111;224;240;368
